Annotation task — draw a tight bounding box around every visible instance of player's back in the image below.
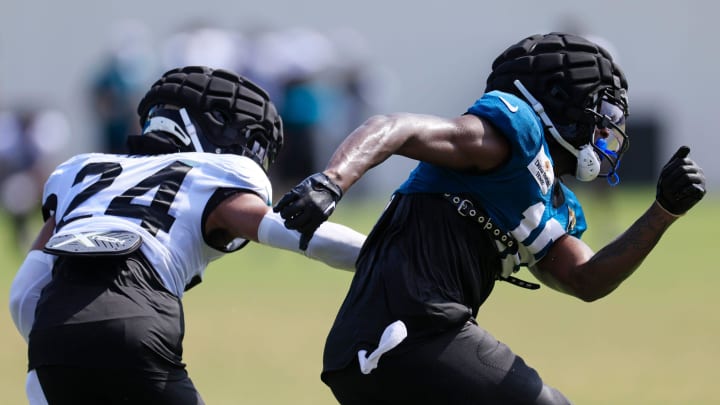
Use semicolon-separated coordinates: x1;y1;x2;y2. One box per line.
42;152;272;296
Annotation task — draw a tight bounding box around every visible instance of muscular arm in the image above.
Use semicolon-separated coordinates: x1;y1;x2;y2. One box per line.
530;202;677;302
274;113;511;249
323;113;510;191
532;146;706;301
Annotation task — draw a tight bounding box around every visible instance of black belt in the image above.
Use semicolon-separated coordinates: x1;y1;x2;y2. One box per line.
443;193;539;290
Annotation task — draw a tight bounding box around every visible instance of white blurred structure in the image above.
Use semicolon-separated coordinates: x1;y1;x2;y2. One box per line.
1;0;716;192
162;24;249;74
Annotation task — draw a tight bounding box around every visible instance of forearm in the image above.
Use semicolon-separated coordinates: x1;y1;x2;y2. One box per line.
9;250;55;341
324;114;408;191
9;218;56;341
303;221;366;270
257;211;365;270
578;201;676;300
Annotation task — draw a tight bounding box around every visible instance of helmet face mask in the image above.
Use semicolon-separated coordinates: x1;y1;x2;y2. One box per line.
587;92;629;181
204;124;277;171
132;66;284;171
561;88;629;182
193;106;281;171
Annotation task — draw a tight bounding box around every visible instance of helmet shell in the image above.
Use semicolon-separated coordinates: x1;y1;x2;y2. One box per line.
137;66;283;170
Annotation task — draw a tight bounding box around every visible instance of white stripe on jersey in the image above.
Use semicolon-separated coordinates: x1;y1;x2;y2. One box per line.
526;218;565;257
511;202;545;242
511;203;566;265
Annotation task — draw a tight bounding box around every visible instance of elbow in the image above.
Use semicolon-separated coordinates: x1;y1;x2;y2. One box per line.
562;269;617;302
572;283;604;302
363;113;397;126
573;282;619;303
576;292;603;303
360;114;405;139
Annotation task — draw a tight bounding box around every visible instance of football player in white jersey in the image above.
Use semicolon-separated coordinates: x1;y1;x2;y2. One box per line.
9;66;365;404
274;33;706;404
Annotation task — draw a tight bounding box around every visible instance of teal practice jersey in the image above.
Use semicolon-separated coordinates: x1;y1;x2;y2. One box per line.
397;91;587;268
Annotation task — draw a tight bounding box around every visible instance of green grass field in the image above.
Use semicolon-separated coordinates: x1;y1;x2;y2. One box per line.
1;187;718;404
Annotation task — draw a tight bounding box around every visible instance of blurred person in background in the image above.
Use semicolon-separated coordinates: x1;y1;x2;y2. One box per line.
0;106;70;249
314;27;388;199
89;19;158;154
244;26;385;197
274;32;706;404
244;27;336;195
324;27;386;137
9;66;365;404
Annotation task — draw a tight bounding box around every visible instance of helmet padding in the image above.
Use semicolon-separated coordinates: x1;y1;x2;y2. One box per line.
485;32;628;149
133;66;283;170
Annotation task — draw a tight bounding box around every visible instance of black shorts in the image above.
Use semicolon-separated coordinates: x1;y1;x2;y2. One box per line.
28;251;200;403
321;321;571;405
36;366;204;405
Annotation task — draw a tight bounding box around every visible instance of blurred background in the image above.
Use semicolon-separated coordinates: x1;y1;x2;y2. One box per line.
1;0;718;403
1;0;717;201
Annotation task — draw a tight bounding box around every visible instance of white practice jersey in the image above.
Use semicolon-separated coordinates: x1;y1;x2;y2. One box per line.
42;152;272;297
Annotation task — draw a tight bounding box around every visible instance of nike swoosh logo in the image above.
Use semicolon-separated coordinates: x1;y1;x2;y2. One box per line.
323;201;336;215
498;96;519;113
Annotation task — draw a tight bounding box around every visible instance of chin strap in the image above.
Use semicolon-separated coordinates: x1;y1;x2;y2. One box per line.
178;108;205;153
512;80;600;182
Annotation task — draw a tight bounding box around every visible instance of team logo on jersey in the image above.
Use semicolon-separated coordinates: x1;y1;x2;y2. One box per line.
527;146;554;195
567;206;577;232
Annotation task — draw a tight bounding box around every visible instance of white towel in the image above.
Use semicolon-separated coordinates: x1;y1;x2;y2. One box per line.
357;320;408;374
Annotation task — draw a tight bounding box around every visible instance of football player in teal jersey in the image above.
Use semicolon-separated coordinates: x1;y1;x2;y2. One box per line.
275;33;706;404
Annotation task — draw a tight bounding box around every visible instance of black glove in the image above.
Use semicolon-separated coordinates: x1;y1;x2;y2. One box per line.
274;172;343;250
656;146;706;216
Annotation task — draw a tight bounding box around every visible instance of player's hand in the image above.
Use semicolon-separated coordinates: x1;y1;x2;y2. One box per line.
274;172;343;250
656;146;706;216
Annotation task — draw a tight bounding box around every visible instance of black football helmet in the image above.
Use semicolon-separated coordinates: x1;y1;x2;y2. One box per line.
485;32;629;182
131;66;283;171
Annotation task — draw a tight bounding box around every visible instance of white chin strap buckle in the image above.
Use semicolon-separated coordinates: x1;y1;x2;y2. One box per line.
575;145;600;182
